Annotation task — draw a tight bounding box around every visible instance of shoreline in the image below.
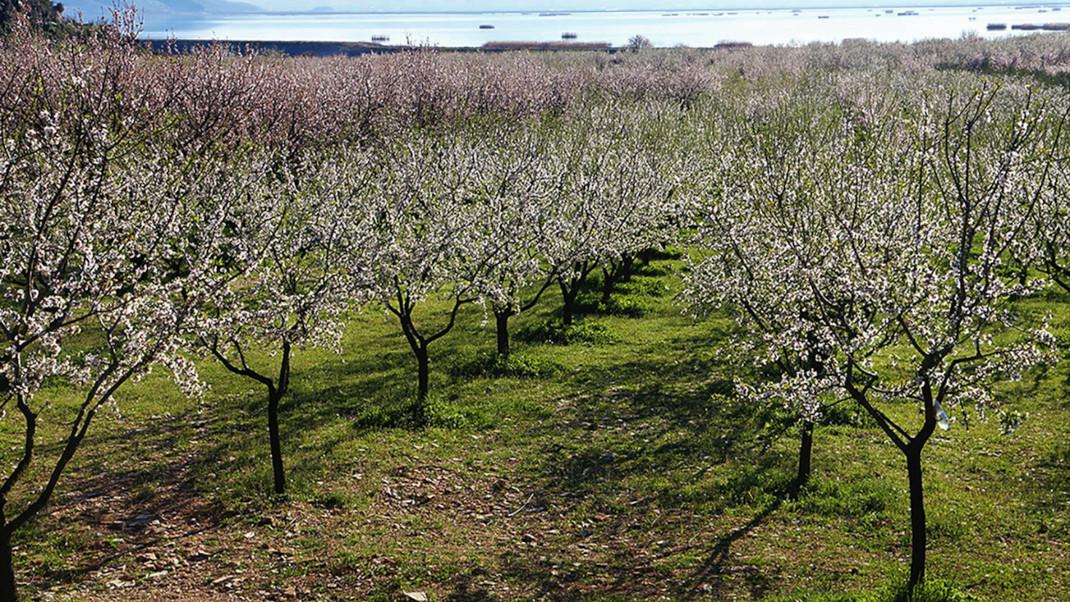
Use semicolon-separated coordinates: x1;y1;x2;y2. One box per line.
141;39;786;55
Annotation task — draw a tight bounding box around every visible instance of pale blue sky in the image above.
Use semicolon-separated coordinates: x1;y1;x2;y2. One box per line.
64;0;1051;17
214;0;1035;9
66;0;1070;45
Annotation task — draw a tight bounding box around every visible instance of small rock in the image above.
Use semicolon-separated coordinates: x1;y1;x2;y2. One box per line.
189;549;212;561
211;575;235;586
124;513;157;530
105;579;134;589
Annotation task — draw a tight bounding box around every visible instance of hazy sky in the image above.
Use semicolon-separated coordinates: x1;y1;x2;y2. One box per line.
65;0;1050;15
246;0;1035;9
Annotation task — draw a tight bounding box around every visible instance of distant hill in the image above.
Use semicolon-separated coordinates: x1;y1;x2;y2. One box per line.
60;0;260;23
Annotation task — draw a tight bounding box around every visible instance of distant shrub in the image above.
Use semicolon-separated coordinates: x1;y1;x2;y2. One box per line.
351;402;415;430
640;246;684;262
310;491;348;509
618;276;671;298
627;35;653;51
425;397;490;429
450;351;561;378
792;475;893;520
516;319;617;345
599;295;652;317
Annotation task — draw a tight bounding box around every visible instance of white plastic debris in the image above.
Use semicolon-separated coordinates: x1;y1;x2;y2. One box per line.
935;400;950;431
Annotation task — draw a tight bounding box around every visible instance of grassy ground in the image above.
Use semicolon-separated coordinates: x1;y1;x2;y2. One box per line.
9;254;1070;601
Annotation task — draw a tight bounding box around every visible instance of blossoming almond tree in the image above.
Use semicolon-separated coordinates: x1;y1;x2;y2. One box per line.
543;101;691;325
0;26;255;599
593;101;693;307
853;79;1063;590
542;106;642;326
1035;135;1070;295
684;90;851;498
466;119;560;358
539;140;603;327
706;76;1063;591
197;146;379;495
370;125;506;424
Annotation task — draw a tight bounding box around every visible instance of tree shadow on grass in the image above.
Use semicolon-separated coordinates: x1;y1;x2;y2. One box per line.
487;329;795;598
443;572;498;601
1022;437;1070;543
674;499;783;600
21;318;450;594
492;496;787;601
20;410;229;590
23;256;797;599
523;326;784;495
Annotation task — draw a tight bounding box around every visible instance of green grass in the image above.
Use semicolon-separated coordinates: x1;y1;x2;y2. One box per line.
7;255;1070;600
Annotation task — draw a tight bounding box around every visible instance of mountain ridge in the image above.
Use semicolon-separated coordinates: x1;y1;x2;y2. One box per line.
61;0;261;22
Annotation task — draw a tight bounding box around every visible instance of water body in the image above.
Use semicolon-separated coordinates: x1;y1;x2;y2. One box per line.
142;6;1070;47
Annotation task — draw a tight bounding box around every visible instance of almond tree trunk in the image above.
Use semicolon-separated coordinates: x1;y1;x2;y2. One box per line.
0;523;15;602
267;387;286;495
906;447;926;590
414;345;430;425
792;420;814;500
495;310;511;357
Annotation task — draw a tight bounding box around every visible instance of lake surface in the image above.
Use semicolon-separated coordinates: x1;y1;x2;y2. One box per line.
142;6;1070;47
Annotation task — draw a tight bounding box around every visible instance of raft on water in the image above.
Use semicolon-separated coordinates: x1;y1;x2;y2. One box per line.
1010;23;1070;31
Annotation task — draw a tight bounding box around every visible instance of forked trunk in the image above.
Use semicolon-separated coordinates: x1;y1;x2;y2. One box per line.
558;264;594;327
